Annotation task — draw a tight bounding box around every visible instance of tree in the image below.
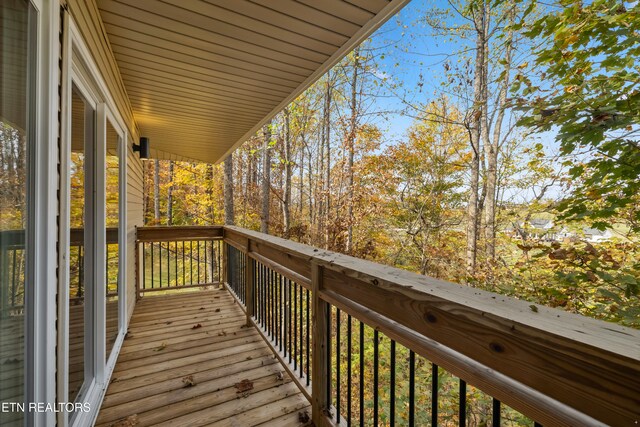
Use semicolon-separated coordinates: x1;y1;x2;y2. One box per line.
512;0;640;232
224;154;234;225
261;122;272;234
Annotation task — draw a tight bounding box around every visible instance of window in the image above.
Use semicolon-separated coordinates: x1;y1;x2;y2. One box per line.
0;0;37;424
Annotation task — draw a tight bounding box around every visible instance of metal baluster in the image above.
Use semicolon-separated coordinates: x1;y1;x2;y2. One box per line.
336;308;341;423
373;329;379;426
409;350;415;427
347;315;352;427
390;340;396;427
492;398;501;427
459;379;467;427
432;364;439;426
359;321;364;427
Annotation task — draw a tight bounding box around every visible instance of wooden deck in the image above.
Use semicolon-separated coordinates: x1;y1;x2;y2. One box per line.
96;289;310;427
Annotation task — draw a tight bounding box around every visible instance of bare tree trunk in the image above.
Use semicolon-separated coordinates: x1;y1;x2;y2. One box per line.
323;74;333;249
207;164;215;224
224;154;235;225
346;48;360;254
167;161;174;225
261;123;272;234
485;8;514;259
466;2;487;276
282;108;293;239
298;139;305;217
154;159;160;222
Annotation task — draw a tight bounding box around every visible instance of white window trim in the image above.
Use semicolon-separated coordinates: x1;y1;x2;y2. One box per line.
58;15;129;427
29;0;60;426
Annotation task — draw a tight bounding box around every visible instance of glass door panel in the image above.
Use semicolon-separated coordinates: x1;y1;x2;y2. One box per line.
0;0;36;425
105;120;120;362
69;84;95;405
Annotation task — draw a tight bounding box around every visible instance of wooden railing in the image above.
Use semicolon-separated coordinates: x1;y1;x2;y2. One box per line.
135;226;224;298
0;228;119;316
136;225;640;426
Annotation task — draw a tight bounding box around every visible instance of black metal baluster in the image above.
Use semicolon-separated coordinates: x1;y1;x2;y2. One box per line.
197;240;201;284
288;279;292;363
294;281;298;370
204;240;208;284
327;305;332;408
459;379;467;427
347;315;352;427
336;308;341;423
409;350;415;427
492;398;501;427
143;243;147;291
359;321;364;427
11;250;17;306
534;422;543;427
373;329;379;426
432;364;439;426
190;241;193;284
279;274;283;352
390;340;396;427
167;241;170;286
300;284;304;378
306;288;310;384
151;243;155;289
175;241;178;286
182;241;185;285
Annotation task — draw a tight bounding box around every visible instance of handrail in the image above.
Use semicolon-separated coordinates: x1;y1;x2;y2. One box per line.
135;226;224;298
222;225;640;427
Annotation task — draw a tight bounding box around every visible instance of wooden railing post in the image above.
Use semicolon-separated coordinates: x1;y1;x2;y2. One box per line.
134;240;141;301
311;262;330;425
245;245;254;326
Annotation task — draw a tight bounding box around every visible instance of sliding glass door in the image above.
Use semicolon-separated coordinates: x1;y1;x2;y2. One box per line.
68;83;96;414
0;0;36;425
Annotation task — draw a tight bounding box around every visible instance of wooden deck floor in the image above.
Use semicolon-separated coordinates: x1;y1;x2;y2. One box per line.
96;289;310;427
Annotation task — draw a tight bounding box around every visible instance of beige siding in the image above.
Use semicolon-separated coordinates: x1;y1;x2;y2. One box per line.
67;0;144;320
126;142;144;320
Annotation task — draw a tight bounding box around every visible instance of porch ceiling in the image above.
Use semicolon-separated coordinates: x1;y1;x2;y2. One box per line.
97;0;409;163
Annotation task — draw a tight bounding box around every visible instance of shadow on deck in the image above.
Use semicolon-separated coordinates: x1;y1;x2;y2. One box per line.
96;290;310;427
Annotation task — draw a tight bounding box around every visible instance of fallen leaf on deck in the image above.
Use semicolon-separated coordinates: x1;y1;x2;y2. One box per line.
199;307;205;310
298;411;310;423
191;324;202;329
275;371;284;381
154;342;167;351
182;375;196;387
111;414;139;427
217;331;227;336
246;356;252;360
165;321;173;325
234;379;254;394
215;308;221;313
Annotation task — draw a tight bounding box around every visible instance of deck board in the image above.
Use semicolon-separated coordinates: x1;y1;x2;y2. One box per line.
96;289;310;427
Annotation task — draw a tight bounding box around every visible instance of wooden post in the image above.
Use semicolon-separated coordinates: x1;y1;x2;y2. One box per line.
245;244;254;326
222;240;228;287
311;262;330;425
134;240;141;301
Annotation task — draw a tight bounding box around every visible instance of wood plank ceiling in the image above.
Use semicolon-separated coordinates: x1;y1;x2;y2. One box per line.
96;0;409;163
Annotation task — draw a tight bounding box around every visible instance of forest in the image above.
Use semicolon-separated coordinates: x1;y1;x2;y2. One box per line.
141;0;639;330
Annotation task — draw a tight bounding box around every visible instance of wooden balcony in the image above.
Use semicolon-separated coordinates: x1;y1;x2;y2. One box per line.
96;226;638;426
96;291;309;426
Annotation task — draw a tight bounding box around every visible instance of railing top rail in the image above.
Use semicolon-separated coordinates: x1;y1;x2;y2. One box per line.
136;225;223;242
223;225;640;426
1;227;118;246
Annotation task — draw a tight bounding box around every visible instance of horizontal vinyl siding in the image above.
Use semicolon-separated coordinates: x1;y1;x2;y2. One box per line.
126;144;144;320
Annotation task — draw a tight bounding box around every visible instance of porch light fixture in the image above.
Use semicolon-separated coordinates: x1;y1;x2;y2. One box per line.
133;137;150;159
